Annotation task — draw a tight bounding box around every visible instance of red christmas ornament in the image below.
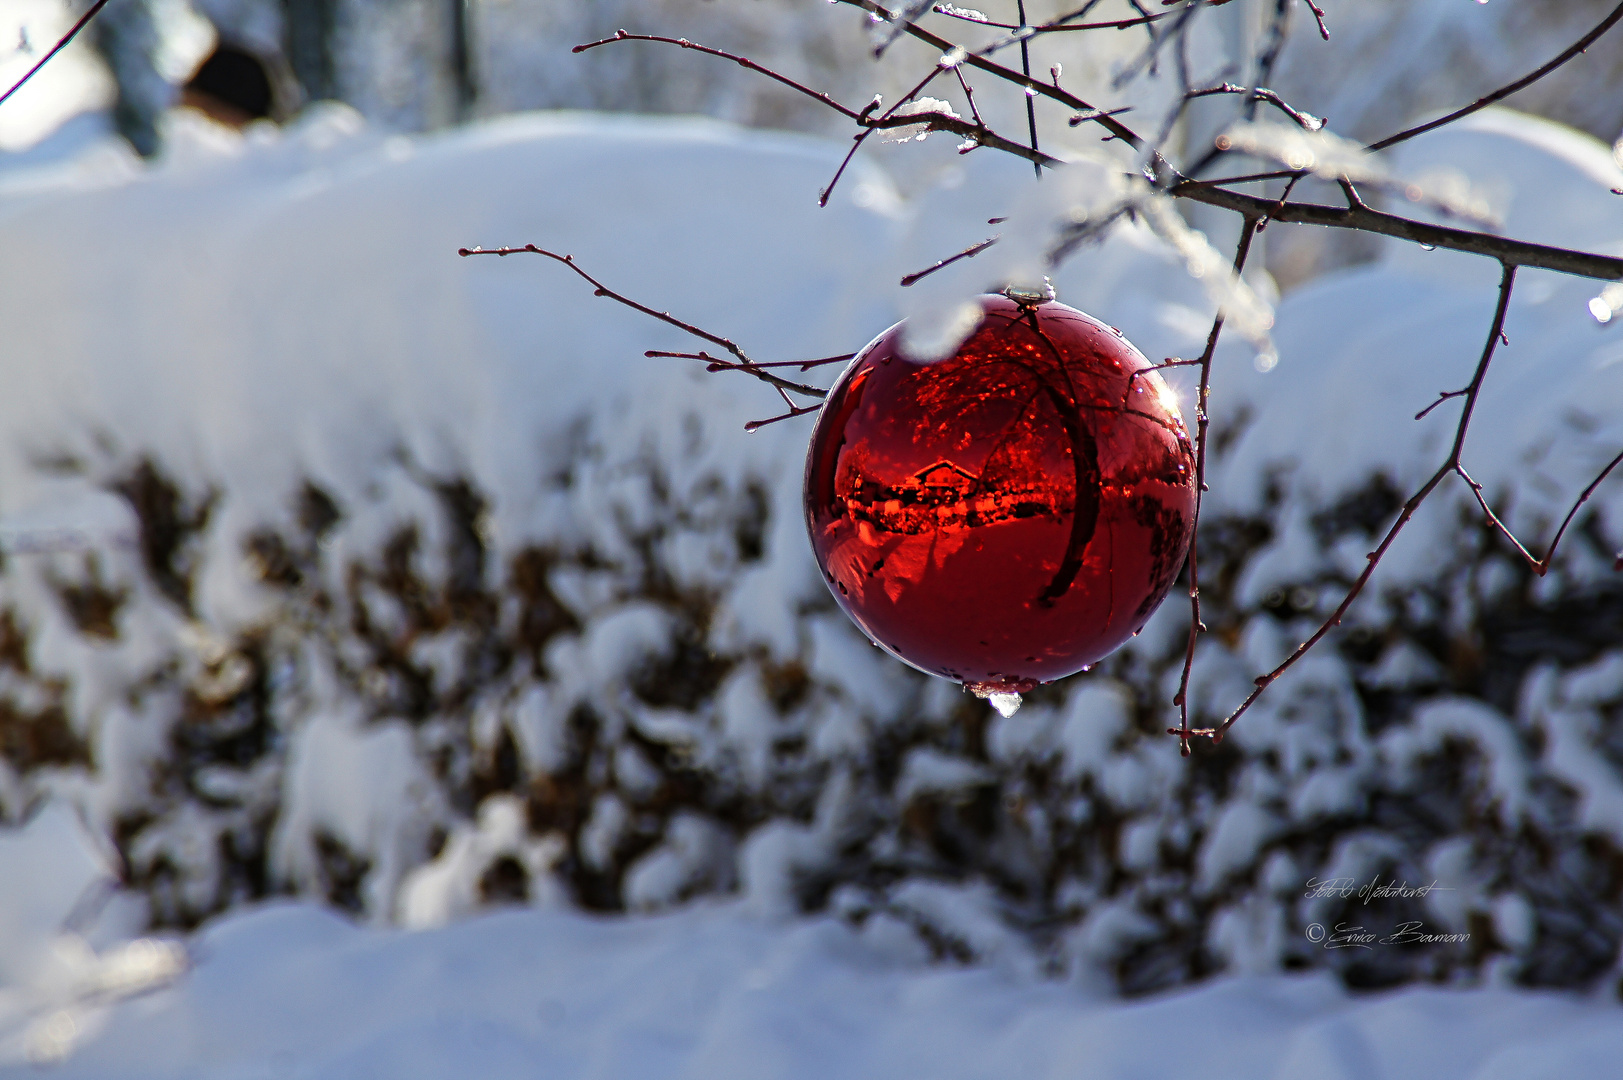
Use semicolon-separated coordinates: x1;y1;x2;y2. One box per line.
804;292;1196;711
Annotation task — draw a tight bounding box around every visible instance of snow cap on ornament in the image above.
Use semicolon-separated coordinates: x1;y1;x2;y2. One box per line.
804;285;1196;716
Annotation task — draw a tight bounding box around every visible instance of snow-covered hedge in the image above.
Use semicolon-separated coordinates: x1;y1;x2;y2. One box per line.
2;105;1623;998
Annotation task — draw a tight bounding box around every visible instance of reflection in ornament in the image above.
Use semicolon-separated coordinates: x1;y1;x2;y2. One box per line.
803;294;1197;712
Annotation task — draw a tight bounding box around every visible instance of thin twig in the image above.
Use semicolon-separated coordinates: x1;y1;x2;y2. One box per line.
1067;105;1134;127
1255;173;1301;232
821;98;883;207
648;350;856;372
1367;1;1623;152
1017;0;1041;179
1171;216;1258;755
572;31;859;120
744;404;822;432
1302;0;1329;41
1182;168;1303;188
458;245;827;400
953;66;986;128
900;235;1000;287
1457;447;1623;577
1120;357;1201;408
0;0;111;109
1249;0;1294;116
1185;83;1322;130
582;27;1062;172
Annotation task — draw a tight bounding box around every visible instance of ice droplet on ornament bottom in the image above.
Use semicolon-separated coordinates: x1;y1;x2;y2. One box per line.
803;294;1197;694
987;692;1022;718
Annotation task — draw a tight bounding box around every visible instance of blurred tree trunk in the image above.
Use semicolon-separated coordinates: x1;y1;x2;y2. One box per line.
95;0;168;157
283;0;337;104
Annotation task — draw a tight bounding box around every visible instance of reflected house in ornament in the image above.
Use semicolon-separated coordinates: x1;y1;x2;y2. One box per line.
843;458;1072;536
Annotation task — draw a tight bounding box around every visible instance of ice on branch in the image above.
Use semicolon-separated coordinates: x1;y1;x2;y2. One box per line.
1218;120;1384;184
1219;120;1502;226
1591;282;1623;324
882;98;962;143
1137;193;1276;349
934;4;989;22
897;153;1130;361
1401;167;1504;227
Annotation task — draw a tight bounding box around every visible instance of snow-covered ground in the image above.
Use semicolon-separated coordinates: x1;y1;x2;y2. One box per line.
3;797;1623;1080
18;902;1623;1080
1;84;1623;1073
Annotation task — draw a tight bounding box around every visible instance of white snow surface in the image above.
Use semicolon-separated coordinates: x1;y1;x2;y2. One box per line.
1;897;1622;1079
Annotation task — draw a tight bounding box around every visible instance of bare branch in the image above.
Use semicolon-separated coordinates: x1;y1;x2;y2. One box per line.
0;0;111;109
1367;1;1623;152
1066;105;1134;128
1185;83;1322;131
458;245;827;400
1178;264;1519;745
900;235;1000;287
743;404;822;432
1302;0;1329;41
572;31;860;120
1457;447;1623;577
1415;387;1469;420
648;350;856;372
1171;184;1623;281
1017;0;1041;178
954;66;985;127
1171;216;1258;755
1255;173;1302;232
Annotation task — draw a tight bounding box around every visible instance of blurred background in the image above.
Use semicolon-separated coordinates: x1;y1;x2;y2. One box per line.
2;1;1623;1075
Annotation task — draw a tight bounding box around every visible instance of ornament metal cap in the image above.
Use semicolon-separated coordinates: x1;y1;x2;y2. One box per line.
1002;279;1055;306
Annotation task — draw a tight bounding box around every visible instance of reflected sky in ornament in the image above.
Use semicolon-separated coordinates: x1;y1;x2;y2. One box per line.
804;295;1197;696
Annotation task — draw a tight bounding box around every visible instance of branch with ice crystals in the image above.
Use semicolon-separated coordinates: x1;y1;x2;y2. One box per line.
1217;120;1381;184
880;98;963;143
934;3;990;24
1216;120;1503;228
1136;192;1275;350
895;154;1130;359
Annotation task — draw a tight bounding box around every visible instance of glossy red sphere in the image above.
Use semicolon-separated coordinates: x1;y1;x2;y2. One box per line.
804;295;1196;696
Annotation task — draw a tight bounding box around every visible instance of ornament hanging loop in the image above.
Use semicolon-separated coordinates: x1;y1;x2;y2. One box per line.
1002;278;1055;307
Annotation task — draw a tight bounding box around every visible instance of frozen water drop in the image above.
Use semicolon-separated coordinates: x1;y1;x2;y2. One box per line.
988;692;1022;717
